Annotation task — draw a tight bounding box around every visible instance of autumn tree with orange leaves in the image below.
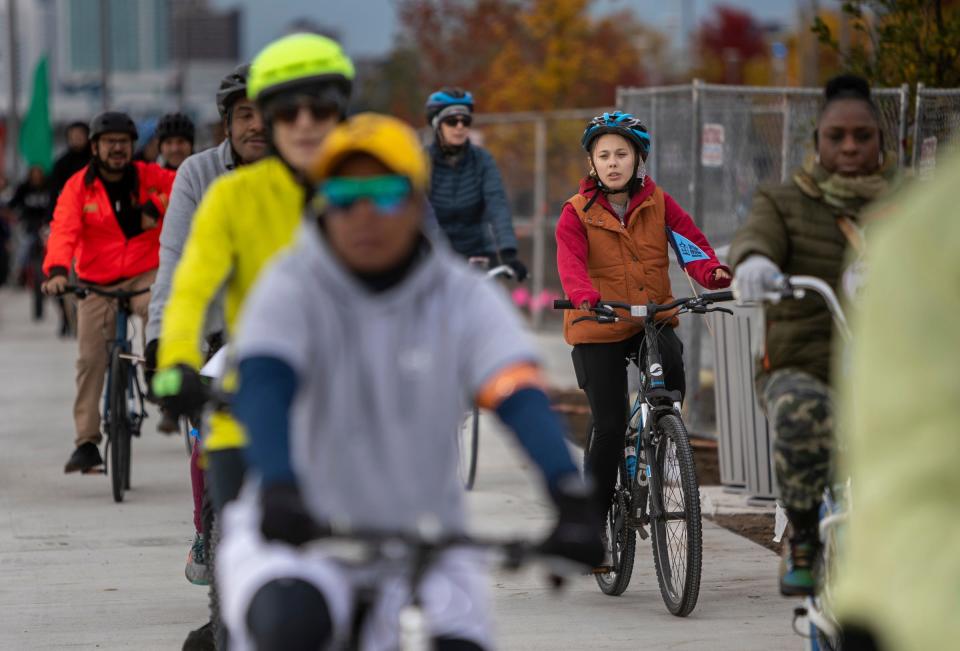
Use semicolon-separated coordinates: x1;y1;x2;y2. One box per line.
377;0;663;118
351;0;670;215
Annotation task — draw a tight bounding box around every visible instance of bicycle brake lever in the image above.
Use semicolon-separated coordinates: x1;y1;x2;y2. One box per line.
711;307;735;315
571;316;597;325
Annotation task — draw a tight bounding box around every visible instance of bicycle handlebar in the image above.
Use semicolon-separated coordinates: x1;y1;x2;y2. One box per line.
486;264;517;281
62;284;151;300
302;523;574;577
554;291;734;318
757;275;851;341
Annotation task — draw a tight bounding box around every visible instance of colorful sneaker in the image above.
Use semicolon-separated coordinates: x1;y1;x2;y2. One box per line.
779;538;819;596
185;533;210;586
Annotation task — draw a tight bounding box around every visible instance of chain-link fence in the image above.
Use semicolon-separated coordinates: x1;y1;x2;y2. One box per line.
470;108;612;327
470;81;960;435
912;85;960;178
619;82;909;246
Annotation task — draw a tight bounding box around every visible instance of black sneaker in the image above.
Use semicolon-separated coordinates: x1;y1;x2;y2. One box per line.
182;621;215;651
64;442;103;473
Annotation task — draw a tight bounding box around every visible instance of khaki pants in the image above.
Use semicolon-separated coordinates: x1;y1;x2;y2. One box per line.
74;270;155;447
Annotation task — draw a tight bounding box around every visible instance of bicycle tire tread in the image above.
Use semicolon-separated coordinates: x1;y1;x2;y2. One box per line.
649;413;702;617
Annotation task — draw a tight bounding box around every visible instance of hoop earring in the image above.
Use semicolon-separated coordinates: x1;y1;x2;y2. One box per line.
878;151;884;166
636;159;647;186
815;153;821;165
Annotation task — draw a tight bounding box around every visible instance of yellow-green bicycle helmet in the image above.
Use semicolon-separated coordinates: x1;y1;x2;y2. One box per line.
248;33;355;113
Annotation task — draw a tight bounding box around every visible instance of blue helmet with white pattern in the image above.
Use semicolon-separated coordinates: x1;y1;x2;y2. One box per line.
581;111;651;157
425;88;474;125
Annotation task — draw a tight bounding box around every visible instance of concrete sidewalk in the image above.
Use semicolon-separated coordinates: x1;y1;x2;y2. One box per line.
0;288;796;650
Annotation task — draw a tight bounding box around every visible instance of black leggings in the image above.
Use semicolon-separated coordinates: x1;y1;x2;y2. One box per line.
247;578;485;651
573;327;685;520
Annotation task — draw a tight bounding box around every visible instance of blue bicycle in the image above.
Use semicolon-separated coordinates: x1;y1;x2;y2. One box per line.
66;284;150;502
556;290;733;616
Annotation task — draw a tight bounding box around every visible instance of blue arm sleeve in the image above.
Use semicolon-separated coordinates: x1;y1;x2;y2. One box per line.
495;387;579;495
234;356;298;486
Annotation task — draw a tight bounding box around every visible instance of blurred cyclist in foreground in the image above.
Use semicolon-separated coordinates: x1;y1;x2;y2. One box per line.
219;113;602;650
833;150;960;651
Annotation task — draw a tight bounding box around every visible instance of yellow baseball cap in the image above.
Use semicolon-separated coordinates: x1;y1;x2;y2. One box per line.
309;113;430;192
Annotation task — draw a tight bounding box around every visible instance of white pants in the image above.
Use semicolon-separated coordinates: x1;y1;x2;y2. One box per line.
217;491;494;650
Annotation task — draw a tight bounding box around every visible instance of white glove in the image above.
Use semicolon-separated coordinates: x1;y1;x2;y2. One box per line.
733;255;782;303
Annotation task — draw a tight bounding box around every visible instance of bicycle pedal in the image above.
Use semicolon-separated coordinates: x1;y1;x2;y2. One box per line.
625;518;649;538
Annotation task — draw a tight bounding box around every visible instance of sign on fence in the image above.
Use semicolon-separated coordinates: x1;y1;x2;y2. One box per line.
701;123;725;167
919;136;938;179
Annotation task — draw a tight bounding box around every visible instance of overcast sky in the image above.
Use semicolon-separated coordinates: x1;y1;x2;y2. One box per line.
210;0;803;61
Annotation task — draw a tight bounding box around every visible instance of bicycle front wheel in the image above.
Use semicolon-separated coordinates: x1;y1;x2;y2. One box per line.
649;413;702;616
108;351;131;503
458;407;480;491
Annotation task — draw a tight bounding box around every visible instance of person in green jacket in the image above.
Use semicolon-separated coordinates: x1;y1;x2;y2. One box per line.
832;150;960;651
729;74;897;596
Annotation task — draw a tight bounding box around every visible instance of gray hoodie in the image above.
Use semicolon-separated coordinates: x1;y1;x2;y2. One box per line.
235;222;537;533
147;139;236;342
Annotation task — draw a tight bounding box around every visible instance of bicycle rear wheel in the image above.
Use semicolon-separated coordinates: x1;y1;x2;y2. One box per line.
458;407;480;491
649;413;702;616
108;351;131;503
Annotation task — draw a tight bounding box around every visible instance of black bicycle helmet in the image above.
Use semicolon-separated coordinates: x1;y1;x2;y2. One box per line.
217;63;250;119
89;111;138;141
156;112;196;145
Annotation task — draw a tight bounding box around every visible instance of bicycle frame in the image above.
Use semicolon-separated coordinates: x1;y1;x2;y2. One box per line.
100;297;147;444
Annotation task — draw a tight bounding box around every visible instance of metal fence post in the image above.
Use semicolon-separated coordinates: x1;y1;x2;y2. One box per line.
690;80;703;220
912;82;925;173
780;91;791;183
897;83;909;168
687;80;704;430
531;117;547;327
649;93;658;180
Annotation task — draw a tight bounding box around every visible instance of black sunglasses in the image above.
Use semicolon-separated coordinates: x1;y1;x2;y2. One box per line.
441;115;472;128
268;96;339;124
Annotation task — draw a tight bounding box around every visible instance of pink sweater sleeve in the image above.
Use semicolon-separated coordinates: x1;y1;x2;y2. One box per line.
663;191;731;289
555;202;601;307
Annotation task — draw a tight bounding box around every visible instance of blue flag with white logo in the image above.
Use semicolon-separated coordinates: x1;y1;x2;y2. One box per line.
667;229;710;268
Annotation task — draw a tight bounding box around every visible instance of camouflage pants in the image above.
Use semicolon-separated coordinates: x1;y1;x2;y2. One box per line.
759;369;834;512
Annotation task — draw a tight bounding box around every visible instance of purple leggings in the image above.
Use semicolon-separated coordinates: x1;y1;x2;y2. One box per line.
191;439;204;534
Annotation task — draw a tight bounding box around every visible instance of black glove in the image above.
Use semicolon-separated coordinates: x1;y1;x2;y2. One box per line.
144;339;159;401
140;200;161;220
541;476;605;568
152;363;207;420
260;483;317;546
500;250;528;282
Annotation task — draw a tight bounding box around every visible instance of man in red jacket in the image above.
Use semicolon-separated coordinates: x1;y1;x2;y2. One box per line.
42;111;175;474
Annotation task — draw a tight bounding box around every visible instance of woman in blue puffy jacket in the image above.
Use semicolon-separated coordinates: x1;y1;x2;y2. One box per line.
425;88;527;279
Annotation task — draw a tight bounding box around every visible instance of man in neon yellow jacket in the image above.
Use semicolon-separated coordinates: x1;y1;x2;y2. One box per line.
153;32;355;512
833;150;960;651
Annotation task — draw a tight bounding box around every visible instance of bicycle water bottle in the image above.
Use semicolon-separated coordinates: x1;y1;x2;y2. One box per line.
624;434;638;479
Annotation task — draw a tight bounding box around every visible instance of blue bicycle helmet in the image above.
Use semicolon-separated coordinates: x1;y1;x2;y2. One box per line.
425;87;474;125
581;111;651;157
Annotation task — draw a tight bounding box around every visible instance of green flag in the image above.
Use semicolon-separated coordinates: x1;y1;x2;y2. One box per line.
19;56;52;173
